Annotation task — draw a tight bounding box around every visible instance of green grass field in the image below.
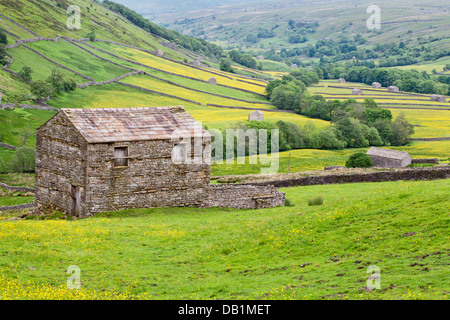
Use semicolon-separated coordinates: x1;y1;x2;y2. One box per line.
0;108;56;148
8;45;87;83
0;179;448;300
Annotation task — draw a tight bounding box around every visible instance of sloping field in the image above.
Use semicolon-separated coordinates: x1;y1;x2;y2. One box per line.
48;83;329;131
74;42;270;103
84;41;268;94
0;0;184;58
7;44;87;83
389;109;450;139
307;81;450;139
25;39;131;82
121;74;272;109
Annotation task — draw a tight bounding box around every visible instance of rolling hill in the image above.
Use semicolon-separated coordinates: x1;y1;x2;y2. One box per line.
155;0;450;56
0;0;449;176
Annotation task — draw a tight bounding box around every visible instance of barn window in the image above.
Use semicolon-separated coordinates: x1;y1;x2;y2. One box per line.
114;147;128;167
172;143;187;163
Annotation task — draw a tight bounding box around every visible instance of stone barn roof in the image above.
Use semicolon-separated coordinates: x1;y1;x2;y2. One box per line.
59;106;208;143
366;147;410;160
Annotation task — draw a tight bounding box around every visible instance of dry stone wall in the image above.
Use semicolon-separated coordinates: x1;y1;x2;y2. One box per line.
85;139;211;215
21;45;94;81
244;167;450;188
411;158;440;164
208;184;285;209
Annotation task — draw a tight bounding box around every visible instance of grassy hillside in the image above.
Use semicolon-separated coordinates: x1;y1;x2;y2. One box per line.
158;0;450;54
0;0;448;175
0;0;185;55
0;179;448;299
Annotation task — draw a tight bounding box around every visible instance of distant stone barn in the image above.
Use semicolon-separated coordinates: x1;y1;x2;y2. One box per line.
35;106;284;217
366;147;412;168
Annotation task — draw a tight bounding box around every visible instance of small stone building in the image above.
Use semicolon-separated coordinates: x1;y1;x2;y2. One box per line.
372;82;382;88
192;60;201;67
35;106;284;217
388;86;400;93
338;78;346;84
208;77;217;85
248;110;264;121
366;147;412;168
352;88;362;95
154;49;163;57
430;94;446;103
256;55;264;60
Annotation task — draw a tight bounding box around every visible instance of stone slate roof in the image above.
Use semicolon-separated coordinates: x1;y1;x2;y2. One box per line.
62;106;208;143
366;147;410;160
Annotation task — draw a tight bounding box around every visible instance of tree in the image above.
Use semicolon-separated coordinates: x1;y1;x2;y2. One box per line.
276;120;304;149
317;127;346;149
86;30;96;41
391;113;414;146
245;34;258;44
30;80;53;101
345;152;373;168
11;146;35;173
334;117;369;148
219;58;234;73
18;66;33;89
0;28;7;45
47;68;66;93
0;43;8;66
270;83;303;111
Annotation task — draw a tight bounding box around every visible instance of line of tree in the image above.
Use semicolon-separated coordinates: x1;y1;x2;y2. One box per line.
101;0;223;58
266;69;415;148
17;67;77;102
0;28;8;66
228;50;257;69
324;65;449;95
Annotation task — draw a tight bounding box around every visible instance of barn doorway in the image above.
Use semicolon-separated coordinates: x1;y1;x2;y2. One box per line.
70;185;80;216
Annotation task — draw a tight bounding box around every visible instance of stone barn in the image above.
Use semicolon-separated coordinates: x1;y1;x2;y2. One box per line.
35;106;284;217
352;88;362;95
338;78;346;84
208;77;217;85
372;82;382;88
430;94;446;103
248;110;264;121
366;147;412;168
388;86;400;93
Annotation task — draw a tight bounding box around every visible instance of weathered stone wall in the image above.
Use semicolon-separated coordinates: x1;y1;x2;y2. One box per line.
368;155;404;168
411;158;440;164
0;182;34;192
35;112;88;216
0;142;17;150
84;138;211;215
208;184;285;209
0;203;34;212
243;167;450;188
0;103;58;112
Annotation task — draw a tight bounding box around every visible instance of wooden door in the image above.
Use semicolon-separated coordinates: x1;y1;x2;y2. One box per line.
70;185;80;216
